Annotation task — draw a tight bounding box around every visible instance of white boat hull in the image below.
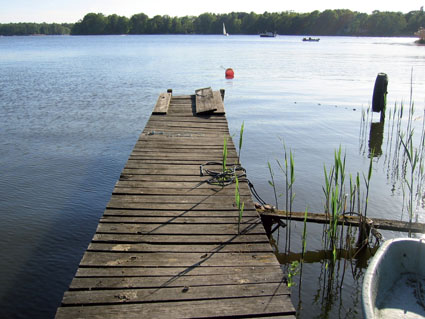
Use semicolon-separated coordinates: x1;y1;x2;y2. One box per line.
362;238;425;318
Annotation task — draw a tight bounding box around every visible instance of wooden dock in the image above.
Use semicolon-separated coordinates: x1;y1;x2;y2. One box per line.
56;89;296;318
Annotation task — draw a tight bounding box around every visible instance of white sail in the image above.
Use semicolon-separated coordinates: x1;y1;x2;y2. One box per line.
223;23;229;36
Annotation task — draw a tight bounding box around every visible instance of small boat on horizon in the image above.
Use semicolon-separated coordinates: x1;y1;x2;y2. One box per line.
259;31;277;37
303;37;320;42
223;23;229;36
362;237;425;319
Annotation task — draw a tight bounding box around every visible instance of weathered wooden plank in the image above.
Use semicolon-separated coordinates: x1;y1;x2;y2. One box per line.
107;195;251;209
129;149;237;156
152;92;172;114
56;295;295;318
146;120;227;127
195;87;217;114
149;115;226;123
75;265;282;278
87;242;273;253
123;162;239;170
154;113;225;119
112;186;252;196
118;174;222;182
63;283;289;305
123;162;231;168
260;209;425;234
143;127;230;134
120;168;212;176
132;143;226;150
102;208;257;216
92;233;269;244
95;222;265;235
100;215;260;224
145;121;229;129
103;210;258;218
107;194;252;205
126;154;238;161
114;180;246;189
106;202;254;210
169;95;192;100
71;271;286;290
213;90;225;114
138;136;235;145
120;167;240;175
79;251;280;267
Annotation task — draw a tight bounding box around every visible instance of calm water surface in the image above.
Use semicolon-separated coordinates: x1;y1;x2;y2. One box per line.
1;35;425;318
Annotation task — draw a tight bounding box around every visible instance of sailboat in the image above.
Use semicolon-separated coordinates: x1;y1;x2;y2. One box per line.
223;23;229;36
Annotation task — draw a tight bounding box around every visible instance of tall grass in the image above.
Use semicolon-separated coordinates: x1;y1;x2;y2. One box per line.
235;174;245;234
360;100;425;230
276;142;295;252
222;136;228;174
301;207;308;261
268;161;278;210
322;146;375;264
238;121;244;164
235;122;245;234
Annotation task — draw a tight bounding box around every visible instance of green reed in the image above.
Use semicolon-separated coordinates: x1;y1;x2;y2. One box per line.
301;207;308;261
268;161;278;210
276;142;295;252
238;121;244;164
234;122;246;234
287;260;300;288
222;136;228;174
235;174;245;234
322;146;374;262
359;96;425;229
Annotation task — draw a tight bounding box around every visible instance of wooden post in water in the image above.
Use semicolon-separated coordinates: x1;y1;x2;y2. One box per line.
372;73;388;122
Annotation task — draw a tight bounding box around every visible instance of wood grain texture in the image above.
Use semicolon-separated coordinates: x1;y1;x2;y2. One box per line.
152;92;171;114
55;91;295;318
195;87;216;113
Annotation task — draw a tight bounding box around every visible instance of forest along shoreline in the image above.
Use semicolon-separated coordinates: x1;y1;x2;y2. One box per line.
1;9;425;36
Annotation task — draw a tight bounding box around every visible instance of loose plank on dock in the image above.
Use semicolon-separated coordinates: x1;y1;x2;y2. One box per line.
56;89;295;318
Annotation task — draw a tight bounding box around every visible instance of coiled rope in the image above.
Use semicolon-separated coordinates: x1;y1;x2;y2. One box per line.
199;161;267;206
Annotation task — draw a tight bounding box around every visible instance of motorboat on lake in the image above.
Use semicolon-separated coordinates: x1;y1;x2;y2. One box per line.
260;31;277;37
302;37;320;42
362;237;425;318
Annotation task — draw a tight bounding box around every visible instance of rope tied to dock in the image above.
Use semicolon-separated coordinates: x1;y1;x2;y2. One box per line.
200;161;246;186
199;161;267;206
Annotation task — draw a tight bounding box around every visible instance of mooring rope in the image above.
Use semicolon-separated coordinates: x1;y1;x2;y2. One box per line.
199;161;267;206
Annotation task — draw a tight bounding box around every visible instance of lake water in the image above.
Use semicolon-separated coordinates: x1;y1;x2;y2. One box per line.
1;35;425;318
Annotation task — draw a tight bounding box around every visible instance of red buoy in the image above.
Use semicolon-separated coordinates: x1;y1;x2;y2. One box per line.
225;68;234;79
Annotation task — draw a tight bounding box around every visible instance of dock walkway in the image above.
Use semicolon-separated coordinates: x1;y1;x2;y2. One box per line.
56;90;296;318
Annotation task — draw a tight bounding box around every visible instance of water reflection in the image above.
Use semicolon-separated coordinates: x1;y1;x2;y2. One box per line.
368;120;385;157
271;232;379;318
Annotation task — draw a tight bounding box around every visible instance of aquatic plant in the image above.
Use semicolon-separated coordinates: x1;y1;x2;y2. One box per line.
400;131;420;236
287;260;300;288
360;97;425;229
222;136;228;174
267;161;278;210
301;207;308;261
238;121;244;164
276;142;295;251
234;174;245;234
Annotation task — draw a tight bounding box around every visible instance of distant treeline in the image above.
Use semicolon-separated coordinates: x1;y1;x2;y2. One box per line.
1;9;425;36
0;23;72;35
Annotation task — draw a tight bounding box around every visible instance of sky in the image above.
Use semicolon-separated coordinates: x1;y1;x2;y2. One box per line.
0;0;424;23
